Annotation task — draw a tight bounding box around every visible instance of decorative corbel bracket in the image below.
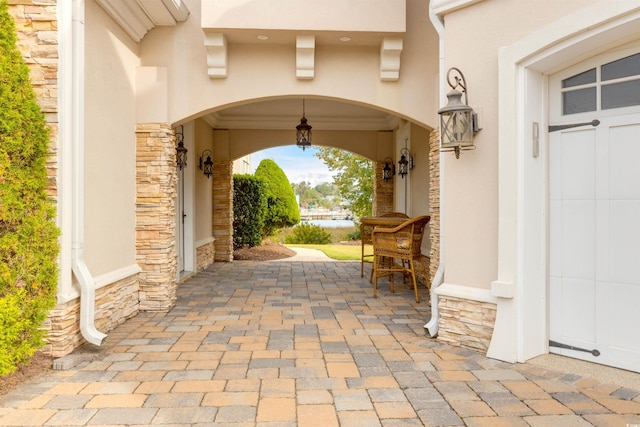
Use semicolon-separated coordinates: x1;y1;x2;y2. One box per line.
296;35;315;80
205;33;227;79
380;37;403;81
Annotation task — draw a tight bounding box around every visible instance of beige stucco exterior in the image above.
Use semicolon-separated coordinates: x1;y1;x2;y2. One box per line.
10;0;640;371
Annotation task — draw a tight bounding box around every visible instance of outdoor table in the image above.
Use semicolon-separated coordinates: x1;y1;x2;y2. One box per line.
360;216;408;279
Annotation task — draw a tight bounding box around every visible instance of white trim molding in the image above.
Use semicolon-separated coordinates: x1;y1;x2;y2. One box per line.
434;282;498;304
94;0;189;42
196;236;216;248
431;0;485;17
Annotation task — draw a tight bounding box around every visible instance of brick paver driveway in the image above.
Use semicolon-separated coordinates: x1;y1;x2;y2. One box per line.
1;260;639;426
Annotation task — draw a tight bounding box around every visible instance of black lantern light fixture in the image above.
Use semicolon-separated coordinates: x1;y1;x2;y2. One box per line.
199;149;213;178
296;99;312;151
397;148;413;178
382;157;395;182
438;67;479;159
175;125;188;170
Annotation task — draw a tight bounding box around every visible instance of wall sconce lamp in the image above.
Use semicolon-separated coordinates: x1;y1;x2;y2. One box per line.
382;157;395;182
397;148;413;178
438;67;479;159
199;150;213;178
175;125;187;170
296;99;312;151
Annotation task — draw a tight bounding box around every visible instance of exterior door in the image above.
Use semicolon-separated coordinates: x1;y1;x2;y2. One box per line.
548;48;640;372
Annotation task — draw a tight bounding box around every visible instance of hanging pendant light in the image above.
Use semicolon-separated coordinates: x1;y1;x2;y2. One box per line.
296;99;312;151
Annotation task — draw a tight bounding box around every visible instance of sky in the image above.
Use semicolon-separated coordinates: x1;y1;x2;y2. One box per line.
251;145;334;186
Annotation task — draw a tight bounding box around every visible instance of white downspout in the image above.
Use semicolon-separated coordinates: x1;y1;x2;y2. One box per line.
68;0;107;346
424;4;445;337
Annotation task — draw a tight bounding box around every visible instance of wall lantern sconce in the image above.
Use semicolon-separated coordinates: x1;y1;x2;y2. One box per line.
296;99;312;151
175;125;188;170
382;157;395;182
438;67;479;159
199;150;213;178
397;148;413;178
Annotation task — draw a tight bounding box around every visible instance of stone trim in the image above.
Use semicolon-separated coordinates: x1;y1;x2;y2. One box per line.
135;123;178;311
373;161;394;216
437;295;497;352
42;274;139;357
213;161;233;262
196;240;215;272
428;129;440;281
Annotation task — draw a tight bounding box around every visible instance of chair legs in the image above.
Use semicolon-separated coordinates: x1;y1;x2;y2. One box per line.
372;256;424;303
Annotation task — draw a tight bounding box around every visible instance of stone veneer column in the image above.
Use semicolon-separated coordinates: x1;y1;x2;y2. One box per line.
428;129;440;281
135;123;178;311
372;161;393;216
213;161;233;262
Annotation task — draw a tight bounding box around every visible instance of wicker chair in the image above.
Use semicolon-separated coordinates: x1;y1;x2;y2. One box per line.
371;215;430;302
360;212;409;279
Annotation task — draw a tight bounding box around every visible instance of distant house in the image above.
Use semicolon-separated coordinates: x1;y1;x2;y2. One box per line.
9;0;639;373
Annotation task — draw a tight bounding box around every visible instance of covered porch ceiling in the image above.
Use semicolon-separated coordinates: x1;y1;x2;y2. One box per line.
201;98;401;132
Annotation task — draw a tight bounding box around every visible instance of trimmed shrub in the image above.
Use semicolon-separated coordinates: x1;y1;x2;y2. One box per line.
254;159;300;237
285;223;331;244
0;2;60;375
233;174;267;250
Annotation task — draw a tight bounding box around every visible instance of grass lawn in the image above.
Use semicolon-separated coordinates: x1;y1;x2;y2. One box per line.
286;244;372;261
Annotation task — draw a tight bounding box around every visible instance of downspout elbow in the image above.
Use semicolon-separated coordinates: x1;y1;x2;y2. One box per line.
71;250;107;346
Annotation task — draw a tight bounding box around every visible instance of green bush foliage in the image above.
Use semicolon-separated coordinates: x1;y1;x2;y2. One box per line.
0;2;60;375
233;174;267;250
285;223;332;244
254;159;300;237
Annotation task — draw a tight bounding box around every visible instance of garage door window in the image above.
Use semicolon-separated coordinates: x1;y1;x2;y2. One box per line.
562;52;640;115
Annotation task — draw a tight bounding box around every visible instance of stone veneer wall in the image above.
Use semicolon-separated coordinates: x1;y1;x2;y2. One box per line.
196;241;215;272
373;161;393;215
437;296;497;352
213;161;233;261
428;129;440;281
135;123;178;311
43;275;139;357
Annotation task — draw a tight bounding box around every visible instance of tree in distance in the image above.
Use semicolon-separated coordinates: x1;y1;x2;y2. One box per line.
254;159;300;237
315;147;373;220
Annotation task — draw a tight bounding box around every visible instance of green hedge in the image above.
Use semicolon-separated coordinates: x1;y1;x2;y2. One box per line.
0;1;60;375
285;223;331;244
254;159;300;237
233;174;267;250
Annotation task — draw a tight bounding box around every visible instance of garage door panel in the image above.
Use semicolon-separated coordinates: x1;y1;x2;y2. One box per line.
549;200;562;276
561;130;596;200
562;200;595;279
610;124;640;200
560;278;597;342
610;201;640;284
609;282;640;352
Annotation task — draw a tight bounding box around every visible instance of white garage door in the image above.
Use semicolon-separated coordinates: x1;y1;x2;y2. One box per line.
549;48;640;372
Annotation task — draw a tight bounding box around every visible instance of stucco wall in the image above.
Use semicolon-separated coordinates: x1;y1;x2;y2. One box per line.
84;0;139;277
138;0;439;130
194;118;213;244
440;0;600;289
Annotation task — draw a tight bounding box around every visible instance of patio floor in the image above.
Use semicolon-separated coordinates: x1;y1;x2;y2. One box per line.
1;258;640;426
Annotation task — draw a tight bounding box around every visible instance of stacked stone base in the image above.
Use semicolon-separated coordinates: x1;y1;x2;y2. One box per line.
437;296;497;352
196;240;215;272
43;275;139;358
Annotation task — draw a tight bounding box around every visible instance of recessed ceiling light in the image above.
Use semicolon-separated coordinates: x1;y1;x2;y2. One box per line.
339;36;351;42
257;35;269;40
